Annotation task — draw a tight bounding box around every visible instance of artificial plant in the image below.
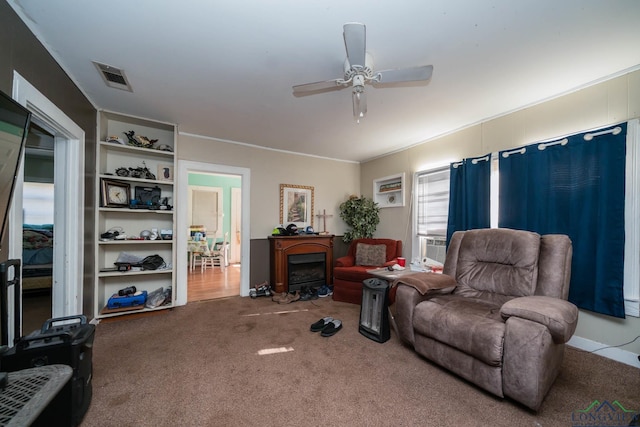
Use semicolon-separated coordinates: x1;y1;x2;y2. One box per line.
338;195;380;243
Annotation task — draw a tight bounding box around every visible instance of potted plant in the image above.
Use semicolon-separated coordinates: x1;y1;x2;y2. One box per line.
339;195;380;243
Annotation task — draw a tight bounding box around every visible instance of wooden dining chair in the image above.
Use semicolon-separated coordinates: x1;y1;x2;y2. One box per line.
201;232;227;272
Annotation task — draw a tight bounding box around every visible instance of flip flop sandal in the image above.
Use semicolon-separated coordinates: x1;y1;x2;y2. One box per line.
321;319;342;337
310;317;333;332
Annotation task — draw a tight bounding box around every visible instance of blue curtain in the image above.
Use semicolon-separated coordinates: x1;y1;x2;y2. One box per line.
446;155;491;245
498;123;627;318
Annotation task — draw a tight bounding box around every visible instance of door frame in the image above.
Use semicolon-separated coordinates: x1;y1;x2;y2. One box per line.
8;72;85;339
175;161;251;304
230;187;241;263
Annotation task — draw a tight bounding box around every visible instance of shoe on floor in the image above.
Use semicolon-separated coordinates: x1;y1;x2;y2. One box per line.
310;317;333;332
317;284;333;298
279;291;300;304
271;292;288;303
299;286;318;301
321;319;342;337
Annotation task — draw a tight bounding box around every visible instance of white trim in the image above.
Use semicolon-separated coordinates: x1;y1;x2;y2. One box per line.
11;72;84;326
568;335;640;369
175;161;251;305
624;119;640;317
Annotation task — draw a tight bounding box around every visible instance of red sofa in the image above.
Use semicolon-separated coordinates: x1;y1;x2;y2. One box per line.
333;238;403;304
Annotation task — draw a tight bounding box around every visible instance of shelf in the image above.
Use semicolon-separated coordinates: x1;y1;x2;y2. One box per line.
95;110;177;319
98;303;173;319
98;173;173;186
98;207;173;214
98;239;173;245
373;173;405;208
98;269;173;278
99;141;174;158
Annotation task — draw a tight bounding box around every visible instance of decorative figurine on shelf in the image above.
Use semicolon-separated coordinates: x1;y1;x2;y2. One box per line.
156;144;173;152
106;135;125;144
127;161;156;180
115;167;129;177
123;130;158;149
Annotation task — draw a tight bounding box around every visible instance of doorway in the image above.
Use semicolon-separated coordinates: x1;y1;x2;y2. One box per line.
175;161;251;306
21;123;55;334
8;72;84;342
187;177;235;301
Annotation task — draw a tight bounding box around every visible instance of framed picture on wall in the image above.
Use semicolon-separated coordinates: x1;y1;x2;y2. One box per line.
157;163;173;182
280;184;314;229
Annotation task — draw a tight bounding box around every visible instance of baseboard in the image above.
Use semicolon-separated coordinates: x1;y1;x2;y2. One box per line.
568;335;640;368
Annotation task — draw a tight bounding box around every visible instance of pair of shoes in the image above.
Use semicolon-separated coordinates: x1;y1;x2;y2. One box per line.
310;316;333;332
299;286;318;301
310;317;342;336
317;284;333;298
278;291;300;304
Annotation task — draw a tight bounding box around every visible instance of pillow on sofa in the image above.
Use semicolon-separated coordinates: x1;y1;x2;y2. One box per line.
355;243;387;266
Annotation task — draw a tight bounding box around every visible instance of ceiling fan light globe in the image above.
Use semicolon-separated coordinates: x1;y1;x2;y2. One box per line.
352;90;367;121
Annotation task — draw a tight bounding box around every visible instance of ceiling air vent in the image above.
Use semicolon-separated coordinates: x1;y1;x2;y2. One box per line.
93;61;132;92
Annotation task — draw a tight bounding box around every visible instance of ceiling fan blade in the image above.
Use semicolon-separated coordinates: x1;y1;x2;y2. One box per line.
374;65;434;84
292;79;345;95
352;89;367;122
343;23;366;68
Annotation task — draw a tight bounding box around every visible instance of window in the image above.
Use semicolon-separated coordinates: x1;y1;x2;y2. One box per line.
415;167;450;265
412;120;640;317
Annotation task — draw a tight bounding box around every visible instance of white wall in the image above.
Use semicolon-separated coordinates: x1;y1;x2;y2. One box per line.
361;69;640;357
177;134;360;238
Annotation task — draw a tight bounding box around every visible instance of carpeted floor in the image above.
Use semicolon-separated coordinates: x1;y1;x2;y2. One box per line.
82;296;639;426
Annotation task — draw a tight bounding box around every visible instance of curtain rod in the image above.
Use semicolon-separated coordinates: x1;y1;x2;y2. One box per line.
471;154;490;164
501;147;526;158
538;138;568;151
452;154;490;167
584;126;622;141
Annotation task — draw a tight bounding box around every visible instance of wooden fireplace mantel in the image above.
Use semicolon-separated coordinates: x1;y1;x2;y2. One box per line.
268;235;334;293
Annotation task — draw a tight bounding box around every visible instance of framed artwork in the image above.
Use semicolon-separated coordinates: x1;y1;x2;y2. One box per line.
157;163;174;182
280;184;314;229
101;178;131;207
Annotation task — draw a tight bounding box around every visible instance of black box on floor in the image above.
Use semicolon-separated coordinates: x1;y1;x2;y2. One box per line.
0;315;95;427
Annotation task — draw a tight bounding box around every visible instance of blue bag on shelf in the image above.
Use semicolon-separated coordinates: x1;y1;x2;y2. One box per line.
107;290;147;309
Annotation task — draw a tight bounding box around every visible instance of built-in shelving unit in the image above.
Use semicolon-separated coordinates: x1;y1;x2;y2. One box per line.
94;111;177;319
373;173;405;208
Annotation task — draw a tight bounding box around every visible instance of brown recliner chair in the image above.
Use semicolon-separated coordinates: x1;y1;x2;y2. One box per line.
395;228;578;411
333;238;402;304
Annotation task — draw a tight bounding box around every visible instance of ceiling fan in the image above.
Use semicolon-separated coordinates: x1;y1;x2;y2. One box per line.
293;22;434;123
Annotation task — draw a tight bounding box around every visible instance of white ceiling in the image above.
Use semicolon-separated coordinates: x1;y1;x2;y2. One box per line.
8;0;640;162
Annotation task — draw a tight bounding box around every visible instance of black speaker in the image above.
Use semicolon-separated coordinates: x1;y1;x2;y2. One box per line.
359;278;390;343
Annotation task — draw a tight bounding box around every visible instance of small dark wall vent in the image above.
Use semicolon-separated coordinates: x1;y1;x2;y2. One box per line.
93;61;132;92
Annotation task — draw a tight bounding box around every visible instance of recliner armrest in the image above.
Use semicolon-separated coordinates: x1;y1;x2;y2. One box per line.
335;255;355;267
501;296;578;343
